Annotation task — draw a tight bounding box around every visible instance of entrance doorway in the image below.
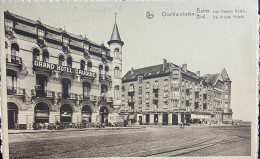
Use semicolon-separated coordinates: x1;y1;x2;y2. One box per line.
8;102;18;129
163;113;168;125
60;104;73;123
154;114;158;124
82;105;92;124
172;114;178;125
35;102;50;123
100;106;108;126
139;116;142;125
145;114;150;124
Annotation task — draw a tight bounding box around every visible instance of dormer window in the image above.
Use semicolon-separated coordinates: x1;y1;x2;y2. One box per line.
164;79;169;86
5;19;13;33
38;29;44;40
138;76;143;83
63;37;69;47
173;69;179;75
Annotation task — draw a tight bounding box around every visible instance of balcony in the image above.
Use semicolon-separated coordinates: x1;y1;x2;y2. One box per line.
171;83;179;88
195;98;200;103
80;70;96;80
172;96;180;100
57;93;78;100
99;74;111;82
153;85;159;92
223;108;233;114
31;89;55;98
163;97;168;103
79;95;97;102
107;97;113;103
6;54;22;70
128;99;135;105
153;96;159;104
7;87;25;96
128;89;135;96
127;109;135;113
195;87;200;92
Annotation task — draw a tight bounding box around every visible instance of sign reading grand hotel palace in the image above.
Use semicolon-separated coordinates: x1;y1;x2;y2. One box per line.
33;60;96;78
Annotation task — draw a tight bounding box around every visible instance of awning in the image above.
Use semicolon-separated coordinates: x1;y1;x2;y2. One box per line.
128;114;137;120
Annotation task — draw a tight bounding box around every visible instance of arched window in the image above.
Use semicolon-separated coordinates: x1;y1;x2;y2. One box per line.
11;43;19;56
114;86;120;99
154;80;159;86
67;56;72;67
80;60;85;70
59;55;65;66
33;48;40;61
114;48;120;58
87;62;92;71
138;76;143;83
164;79;168;86
146;81;150;88
42;51;49;62
99;65;103;75
105;66;109;76
114;67;120;78
5;41;8;49
129;84;134;91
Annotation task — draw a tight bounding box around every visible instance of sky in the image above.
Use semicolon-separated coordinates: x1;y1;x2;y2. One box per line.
2;1;258;122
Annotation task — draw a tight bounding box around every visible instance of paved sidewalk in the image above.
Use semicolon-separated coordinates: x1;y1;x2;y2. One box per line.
8;126;144;134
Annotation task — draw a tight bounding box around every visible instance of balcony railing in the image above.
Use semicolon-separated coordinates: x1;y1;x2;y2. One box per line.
7;87;25;95
107;97;113;102
6;54;22;65
46;90;55;98
163;97;168;102
128;99;135;105
195;87;200;92
57;93;78;99
99;74;111;82
31;89;55;98
153;96;159;101
79;95;97;102
153;85;159;90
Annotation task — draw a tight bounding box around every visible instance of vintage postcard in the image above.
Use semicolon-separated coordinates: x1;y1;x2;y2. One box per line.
0;0;258;159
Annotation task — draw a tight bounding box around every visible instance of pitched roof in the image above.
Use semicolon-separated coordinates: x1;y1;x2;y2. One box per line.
202;74;219;85
122;63;170;82
107;23;124;45
110;23;121;41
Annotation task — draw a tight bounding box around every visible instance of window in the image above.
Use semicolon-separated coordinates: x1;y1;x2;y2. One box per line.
138;76;143;83
67;56;73;67
99;65;103;75
63;37;69;45
122;85;125;92
163;90;168;98
172;78;179;85
83;82;91;98
42;51;49;62
139;97;142;104
11;43;19;57
173;88;180;97
33;48;40;61
38;29;44;40
114;86;120;99
146;102;149;108
114;48;120;58
80;60;85;70
154;80;159;86
146;81;150;88
225;85;229;91
172;69;179;75
145;92;150;99
105;66;109;75
114;67;120;78
59;55;65;66
87;62;92;71
129;84;134;91
225;95;229;99
5;19;13;32
164;79;169;86
138;87;142;94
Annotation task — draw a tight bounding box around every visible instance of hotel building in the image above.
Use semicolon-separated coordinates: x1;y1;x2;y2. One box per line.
4;11;124;129
121;59;232;125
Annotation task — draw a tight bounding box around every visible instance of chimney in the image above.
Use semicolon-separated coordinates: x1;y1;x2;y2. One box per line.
131;67;134;74
182;64;187;72
196;71;200;77
163;59;167;71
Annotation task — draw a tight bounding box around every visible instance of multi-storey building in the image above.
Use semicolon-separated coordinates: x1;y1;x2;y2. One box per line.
121;59;232;125
4;11;124;129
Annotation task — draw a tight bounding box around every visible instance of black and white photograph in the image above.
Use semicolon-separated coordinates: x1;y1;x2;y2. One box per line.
0;1;258;159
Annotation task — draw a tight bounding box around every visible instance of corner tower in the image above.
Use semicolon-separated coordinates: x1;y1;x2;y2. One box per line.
108;13;124;113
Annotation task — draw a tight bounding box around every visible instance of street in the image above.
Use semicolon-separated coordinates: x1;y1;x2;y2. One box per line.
9;124;251;158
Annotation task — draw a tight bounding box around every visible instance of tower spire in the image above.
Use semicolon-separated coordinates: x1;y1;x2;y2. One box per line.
114;12;117;23
107;12;124;46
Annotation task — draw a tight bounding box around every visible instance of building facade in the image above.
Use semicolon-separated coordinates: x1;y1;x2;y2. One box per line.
121;59;232;125
4;11;124;129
